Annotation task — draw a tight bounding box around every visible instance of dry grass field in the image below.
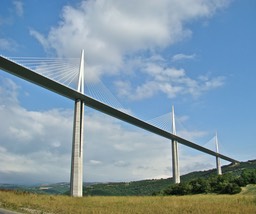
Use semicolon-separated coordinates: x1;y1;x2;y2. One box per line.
0;190;256;214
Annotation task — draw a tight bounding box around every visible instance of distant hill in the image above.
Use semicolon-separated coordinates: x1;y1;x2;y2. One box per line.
83;159;256;196
177;159;256;183
1;159;255;196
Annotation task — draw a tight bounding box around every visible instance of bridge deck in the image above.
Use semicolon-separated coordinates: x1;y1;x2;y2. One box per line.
0;56;239;163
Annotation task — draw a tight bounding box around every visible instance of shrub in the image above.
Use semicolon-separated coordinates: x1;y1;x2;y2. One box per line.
160;168;256;196
240;169;256;185
164;183;192;196
190;178;210;194
221;183;241;194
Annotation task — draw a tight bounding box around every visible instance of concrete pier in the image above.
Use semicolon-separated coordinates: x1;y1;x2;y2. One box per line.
172;139;180;183
215;132;222;175
172;105;180;183
70;99;84;197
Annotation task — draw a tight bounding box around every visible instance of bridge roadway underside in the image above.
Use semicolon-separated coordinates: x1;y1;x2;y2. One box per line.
0;56;239;163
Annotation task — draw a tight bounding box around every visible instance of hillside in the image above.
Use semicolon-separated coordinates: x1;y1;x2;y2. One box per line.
83;159;256;196
1;159;255;196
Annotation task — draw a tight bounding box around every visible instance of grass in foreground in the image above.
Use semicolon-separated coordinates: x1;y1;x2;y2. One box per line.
0;190;256;214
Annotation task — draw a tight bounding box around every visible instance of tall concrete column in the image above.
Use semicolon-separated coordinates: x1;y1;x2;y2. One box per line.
215;132;222;175
172;105;180;183
70;50;85;197
70;99;84;197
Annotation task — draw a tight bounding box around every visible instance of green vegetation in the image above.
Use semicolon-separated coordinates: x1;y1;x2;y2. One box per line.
83;178;173;196
82;160;256;196
0;160;256;213
0;159;255;196
0;182;70;195
157;168;256;196
0;190;256;214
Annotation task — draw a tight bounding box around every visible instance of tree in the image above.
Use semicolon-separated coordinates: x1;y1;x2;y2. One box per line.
240;169;256;185
190;178;210;194
220;183;241;194
164;183;192;196
160;168;255;196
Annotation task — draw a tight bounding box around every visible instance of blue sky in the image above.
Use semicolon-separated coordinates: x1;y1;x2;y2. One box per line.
0;0;255;184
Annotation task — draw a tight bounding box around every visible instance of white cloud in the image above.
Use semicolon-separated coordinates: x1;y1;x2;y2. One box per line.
29;29;50;53
0;38;18;51
0;0;231;184
0;76;216;184
171;53;196;62
30;0;230;85
13;0;24;17
179;152;215;175
0;38;12;50
177;130;208;142
115;60;225;100
89;160;102;165
0;76;74;183
0;2;21;52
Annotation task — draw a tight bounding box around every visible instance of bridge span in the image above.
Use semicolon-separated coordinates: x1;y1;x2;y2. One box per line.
0;55;238;163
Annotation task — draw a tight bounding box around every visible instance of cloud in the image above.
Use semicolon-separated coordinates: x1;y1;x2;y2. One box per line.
0;76;216;184
0;38;18;52
89;160;102;165
13;0;24;17
0;1;22;52
30;0;230;85
115;59;225;100
0;76;73;183
36;0;230;57
0;38;12;50
0;1;231;184
29;29;50;53
179;152;215;175
171;53;196;62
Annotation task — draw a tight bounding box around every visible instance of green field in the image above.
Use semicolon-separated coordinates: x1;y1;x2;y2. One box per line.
0;189;256;214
